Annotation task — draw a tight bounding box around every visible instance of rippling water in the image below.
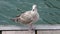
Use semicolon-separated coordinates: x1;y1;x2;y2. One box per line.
0;0;60;25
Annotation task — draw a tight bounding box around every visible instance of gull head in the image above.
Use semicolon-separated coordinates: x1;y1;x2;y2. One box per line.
32;4;37;11
32;4;37;9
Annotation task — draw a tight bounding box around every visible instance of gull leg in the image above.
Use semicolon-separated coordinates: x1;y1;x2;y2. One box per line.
28;23;35;34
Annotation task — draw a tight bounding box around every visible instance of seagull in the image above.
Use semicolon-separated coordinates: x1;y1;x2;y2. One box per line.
11;4;39;33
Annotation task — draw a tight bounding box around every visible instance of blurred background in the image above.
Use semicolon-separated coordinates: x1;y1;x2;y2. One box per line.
0;0;60;26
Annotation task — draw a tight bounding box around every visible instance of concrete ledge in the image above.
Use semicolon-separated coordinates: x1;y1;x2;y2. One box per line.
0;25;60;31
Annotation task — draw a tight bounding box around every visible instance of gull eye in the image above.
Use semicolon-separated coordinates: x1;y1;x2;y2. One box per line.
33;9;34;11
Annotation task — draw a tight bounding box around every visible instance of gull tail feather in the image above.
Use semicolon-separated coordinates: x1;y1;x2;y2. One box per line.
10;17;19;22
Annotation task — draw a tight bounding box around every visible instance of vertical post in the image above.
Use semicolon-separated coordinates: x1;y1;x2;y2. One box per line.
35;30;37;34
0;31;2;34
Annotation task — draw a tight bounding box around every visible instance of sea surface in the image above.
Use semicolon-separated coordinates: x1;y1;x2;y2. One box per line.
0;0;60;26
